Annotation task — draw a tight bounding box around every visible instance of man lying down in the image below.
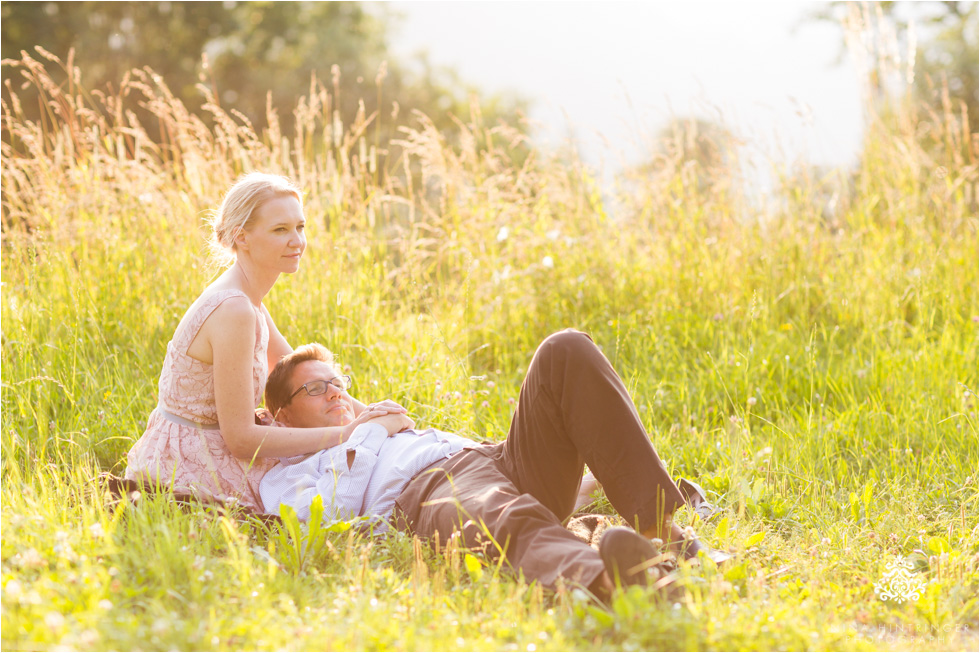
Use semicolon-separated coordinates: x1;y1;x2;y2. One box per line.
258;330;728;601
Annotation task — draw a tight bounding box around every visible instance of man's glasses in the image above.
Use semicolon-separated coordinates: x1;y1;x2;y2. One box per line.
285;375;353;406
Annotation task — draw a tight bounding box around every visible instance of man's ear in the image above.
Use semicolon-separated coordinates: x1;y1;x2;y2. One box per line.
274;405;293;427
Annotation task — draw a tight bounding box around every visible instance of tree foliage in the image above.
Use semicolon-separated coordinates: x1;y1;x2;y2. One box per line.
814;1;978;129
0;1;526;139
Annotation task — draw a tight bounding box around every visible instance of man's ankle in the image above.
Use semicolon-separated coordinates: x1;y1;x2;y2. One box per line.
640;515;670;541
641;519;703;558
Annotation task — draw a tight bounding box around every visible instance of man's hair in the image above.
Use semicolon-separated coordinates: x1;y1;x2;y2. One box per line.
265;343;336;417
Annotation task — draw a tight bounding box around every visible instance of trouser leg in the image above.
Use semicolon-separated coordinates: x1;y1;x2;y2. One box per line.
393;449;606;590
499;329;685;533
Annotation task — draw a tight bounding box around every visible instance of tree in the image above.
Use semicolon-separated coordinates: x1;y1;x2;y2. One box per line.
813;1;978;129
1;1;526;141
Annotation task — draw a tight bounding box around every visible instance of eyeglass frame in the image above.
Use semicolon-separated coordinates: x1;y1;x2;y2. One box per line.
284;374;353;407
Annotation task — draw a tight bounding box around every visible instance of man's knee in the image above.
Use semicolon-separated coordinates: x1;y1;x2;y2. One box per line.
537;329;599;367
541;329;594;352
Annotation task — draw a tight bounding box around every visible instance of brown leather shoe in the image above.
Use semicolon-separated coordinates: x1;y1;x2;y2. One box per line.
599;527;662;587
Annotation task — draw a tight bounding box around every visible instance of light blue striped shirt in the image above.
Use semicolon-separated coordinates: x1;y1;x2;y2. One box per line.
258;423;473;527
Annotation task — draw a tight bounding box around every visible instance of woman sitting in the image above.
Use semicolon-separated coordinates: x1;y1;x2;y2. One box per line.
124;173;403;510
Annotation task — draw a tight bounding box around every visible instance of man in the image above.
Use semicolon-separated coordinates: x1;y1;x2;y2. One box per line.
259;329;712;599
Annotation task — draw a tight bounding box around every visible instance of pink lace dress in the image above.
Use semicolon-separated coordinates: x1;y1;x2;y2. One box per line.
125;289;276;511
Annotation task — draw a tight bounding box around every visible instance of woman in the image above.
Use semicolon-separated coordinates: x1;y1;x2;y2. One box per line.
125;173;407;511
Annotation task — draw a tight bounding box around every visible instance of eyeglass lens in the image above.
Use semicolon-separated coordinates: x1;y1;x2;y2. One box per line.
307;376;349;396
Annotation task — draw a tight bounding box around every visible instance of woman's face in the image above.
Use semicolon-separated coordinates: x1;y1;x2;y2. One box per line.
237;195;306;273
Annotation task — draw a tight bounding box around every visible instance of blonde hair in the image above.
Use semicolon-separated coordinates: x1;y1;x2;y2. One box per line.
207;172;303;268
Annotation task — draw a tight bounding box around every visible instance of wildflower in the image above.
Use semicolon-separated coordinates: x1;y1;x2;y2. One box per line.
44;612;65;628
747;397;757;406
13;548;44;569
98;599;113;610
541;256;554;269
89;522;105;538
496;226;509;242
4;580;23;600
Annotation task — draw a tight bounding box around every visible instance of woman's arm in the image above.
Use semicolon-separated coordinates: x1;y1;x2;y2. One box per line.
210;299;395;458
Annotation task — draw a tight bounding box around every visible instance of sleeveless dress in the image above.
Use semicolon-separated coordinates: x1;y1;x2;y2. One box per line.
125;289;276;511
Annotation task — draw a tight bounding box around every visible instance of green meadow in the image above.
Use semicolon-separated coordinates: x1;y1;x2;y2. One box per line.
1;48;977;651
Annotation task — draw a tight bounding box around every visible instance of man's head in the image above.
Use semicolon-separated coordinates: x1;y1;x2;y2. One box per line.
265;344;356;428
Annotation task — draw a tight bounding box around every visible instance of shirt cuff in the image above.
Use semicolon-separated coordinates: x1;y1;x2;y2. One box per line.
346;422;388;451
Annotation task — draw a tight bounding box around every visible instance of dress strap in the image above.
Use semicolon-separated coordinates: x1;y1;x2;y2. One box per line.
171;289;255;355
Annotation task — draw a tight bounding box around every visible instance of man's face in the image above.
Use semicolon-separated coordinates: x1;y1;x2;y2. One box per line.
276;360;356;428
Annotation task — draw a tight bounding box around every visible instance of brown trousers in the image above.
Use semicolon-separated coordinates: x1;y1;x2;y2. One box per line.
393;329;685;590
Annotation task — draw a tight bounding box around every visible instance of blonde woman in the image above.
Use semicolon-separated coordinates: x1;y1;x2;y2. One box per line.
125;173;408;510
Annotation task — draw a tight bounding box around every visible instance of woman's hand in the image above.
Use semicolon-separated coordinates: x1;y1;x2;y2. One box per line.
365;400;408;415
342;402;414;440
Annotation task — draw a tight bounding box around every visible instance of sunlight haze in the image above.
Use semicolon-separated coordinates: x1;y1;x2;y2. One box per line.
382;1;864;173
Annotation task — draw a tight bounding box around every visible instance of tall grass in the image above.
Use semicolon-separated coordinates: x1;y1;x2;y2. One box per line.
2;32;977;652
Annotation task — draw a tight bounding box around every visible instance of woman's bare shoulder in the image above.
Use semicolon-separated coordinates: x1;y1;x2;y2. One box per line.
209;294;258;325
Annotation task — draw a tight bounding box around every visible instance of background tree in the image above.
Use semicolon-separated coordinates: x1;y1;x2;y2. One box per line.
1;1;526;142
813;1;978;129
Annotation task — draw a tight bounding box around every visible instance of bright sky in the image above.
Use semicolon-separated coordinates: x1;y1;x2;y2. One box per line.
378;1;865;176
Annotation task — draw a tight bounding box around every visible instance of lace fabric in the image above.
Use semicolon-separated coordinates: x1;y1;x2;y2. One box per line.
125;290;275;511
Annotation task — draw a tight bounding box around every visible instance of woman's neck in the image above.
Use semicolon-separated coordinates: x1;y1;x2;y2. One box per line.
226;260;278;306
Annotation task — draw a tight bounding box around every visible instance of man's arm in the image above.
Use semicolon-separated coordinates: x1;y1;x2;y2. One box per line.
255;405;415;434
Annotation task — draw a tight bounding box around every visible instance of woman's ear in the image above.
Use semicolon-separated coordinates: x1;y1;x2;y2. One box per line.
234;229;249;251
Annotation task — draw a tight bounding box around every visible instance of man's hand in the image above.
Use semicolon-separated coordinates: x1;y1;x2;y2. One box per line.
364;413;416;437
255;408;275;426
341;401;414;442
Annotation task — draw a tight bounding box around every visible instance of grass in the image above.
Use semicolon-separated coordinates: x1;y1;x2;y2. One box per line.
1;42;978;651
